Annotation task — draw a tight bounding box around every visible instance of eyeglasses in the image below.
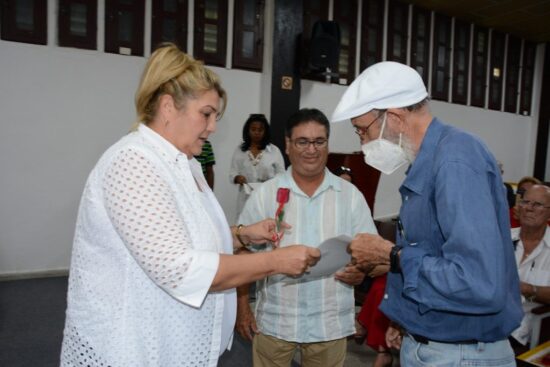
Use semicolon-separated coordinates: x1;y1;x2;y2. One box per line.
353;111;386;136
291;138;328;150
518;199;550;210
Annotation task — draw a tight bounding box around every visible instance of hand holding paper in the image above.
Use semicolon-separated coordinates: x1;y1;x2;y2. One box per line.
295;235;353;280
349;233;392;271
334;264;365;285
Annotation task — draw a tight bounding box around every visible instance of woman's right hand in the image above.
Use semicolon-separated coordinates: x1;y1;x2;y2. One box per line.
271;245;321;276
234;175;247;185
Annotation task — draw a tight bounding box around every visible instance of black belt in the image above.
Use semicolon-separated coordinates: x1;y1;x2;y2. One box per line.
409;333;479;345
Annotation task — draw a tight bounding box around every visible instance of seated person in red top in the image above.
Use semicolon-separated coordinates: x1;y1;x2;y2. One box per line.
356;269;393;367
334;166;393;367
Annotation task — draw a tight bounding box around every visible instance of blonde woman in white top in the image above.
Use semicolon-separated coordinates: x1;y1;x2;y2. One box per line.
230;114;285;218
60;43;319;367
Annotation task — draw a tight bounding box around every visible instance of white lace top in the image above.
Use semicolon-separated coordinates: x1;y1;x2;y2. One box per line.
60;124;235;367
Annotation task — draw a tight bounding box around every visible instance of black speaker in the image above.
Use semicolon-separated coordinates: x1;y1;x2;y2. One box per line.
308;20;341;71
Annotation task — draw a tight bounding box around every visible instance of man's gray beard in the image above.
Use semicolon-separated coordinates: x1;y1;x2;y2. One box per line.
383;127;417;164
402;136;417;163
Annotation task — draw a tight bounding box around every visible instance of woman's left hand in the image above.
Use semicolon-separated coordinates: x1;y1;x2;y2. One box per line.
241;219;290;247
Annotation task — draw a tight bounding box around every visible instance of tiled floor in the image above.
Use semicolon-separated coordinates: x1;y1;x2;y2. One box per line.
345;339;399;366
0;276;400;367
343;305;398;366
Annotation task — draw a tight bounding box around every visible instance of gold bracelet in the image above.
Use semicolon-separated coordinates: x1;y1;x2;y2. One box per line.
236;224;250;249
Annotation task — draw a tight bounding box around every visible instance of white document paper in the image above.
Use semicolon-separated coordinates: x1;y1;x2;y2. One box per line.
303;235;352;279
273;235;352;283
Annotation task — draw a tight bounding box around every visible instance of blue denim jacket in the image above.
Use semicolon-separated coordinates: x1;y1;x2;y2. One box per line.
380;118;523;342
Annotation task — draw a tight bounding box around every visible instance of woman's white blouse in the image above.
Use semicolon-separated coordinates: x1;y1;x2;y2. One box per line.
229;143;285;219
60;124;235;367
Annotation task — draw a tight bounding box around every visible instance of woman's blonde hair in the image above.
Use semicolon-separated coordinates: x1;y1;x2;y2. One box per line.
133;43;227;129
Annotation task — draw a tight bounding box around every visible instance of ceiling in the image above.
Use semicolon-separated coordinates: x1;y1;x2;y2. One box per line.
403;0;550;43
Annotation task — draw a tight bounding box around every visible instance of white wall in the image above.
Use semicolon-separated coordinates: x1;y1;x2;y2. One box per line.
207;68;265;224
0;7;545;275
0;40;266;275
300;80;539;219
0;42;142;274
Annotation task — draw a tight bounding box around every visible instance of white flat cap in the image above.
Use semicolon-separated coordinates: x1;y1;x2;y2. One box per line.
331;61;428;123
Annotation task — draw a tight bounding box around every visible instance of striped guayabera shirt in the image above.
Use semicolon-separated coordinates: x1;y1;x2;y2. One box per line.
238;168;377;343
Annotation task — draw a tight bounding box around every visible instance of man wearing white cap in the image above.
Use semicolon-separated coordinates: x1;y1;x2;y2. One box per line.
332;62;522;366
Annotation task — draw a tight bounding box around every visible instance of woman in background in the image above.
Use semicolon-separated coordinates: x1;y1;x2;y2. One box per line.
230;114;285;218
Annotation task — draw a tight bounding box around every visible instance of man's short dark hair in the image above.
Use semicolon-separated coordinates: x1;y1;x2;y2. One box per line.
285;108;330;138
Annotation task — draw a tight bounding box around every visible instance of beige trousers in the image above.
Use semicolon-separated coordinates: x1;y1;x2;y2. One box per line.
252;333;347;367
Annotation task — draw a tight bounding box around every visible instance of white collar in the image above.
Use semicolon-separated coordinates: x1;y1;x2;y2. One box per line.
138;123;187;164
512;226;550;249
543;226;550;249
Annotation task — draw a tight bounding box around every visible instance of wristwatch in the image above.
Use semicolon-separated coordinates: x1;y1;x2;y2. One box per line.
390;245;402;273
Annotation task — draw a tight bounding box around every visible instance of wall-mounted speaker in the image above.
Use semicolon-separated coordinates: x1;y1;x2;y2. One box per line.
308;20;341;72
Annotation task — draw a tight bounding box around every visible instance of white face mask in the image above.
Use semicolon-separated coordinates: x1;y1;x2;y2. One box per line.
361;114;409;175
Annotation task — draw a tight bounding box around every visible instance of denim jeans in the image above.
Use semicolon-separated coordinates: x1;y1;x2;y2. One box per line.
400;335;516;367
